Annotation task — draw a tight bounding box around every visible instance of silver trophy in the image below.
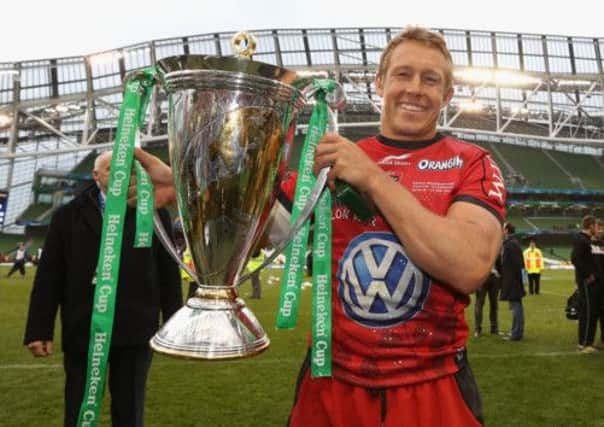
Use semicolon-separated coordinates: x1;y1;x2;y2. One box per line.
149;33;342;360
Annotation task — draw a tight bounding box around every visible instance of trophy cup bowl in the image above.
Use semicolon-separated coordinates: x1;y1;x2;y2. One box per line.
149;48;307;360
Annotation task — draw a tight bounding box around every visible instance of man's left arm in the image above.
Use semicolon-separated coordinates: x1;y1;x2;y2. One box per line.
369;182;502;294
315;135;504;295
155;209;183;321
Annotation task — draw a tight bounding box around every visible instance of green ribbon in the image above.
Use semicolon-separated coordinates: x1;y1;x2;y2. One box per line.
276;79;334;377
311;190;332;377
134;160;154;247
77;68;156;427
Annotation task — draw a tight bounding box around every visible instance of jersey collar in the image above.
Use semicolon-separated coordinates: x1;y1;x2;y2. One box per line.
376;132;444;150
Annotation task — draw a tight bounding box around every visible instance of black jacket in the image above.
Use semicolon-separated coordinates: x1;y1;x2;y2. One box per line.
500;235;525;302
571;231;597;286
592;238;604;284
24;185;182;353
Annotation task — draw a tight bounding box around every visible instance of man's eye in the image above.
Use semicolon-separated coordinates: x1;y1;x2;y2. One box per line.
424;75;440;84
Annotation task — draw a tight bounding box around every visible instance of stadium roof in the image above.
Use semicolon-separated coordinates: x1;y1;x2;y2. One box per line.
0;26;603;231
0;27;602;155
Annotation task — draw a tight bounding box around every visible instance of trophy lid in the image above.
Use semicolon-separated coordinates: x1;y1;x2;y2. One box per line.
157;31;298;86
157;54;299;86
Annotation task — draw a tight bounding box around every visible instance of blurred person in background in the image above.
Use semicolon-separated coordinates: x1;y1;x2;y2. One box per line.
474;257;502;337
523;239;544;295
246;249;265;299
571;215;600;353
181;246;198;298
6;241;28;278
590;218;604;350
500;223;525;341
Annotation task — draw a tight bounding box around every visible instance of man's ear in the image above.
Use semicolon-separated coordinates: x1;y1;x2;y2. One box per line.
443;85;454;105
375;74;384;97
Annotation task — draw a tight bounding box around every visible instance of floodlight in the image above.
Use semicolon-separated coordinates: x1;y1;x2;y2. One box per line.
511;105;529;115
0;113;13;128
494;70;540;87
458;99;485;112
454;67;541;87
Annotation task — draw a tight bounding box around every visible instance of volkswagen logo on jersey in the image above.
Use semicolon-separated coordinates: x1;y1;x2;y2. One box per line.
337;232;431;328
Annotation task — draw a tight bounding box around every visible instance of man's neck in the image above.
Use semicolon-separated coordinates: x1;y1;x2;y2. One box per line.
376;132;443;150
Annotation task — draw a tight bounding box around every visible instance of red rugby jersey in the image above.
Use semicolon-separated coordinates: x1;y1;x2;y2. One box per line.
280;133;506;387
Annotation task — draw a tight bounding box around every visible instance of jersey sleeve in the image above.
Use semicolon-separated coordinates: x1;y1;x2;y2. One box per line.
452;152;506;224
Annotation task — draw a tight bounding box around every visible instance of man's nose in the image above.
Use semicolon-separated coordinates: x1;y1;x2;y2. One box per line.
405;75;423;93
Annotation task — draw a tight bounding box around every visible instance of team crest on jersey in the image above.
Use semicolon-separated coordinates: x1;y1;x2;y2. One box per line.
337;232;431;328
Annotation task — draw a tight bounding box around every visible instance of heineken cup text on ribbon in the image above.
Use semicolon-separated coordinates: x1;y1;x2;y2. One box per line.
77;69;156;427
277;80;334;378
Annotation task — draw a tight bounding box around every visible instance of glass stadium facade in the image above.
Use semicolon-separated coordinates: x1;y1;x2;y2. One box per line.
0;27;603;231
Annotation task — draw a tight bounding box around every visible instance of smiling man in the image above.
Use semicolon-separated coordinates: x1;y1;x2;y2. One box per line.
283;26;506;427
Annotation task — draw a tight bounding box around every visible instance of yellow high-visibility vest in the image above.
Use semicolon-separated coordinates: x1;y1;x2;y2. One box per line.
180;248;195;281
523;248;544;274
246;251;265;273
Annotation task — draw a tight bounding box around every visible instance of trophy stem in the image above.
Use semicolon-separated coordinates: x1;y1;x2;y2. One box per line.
150;287;269;360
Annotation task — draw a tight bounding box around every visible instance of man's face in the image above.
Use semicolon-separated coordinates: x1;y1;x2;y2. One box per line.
595;223;603;239
92;155;111;193
588;223;598;237
530;241;536;249
376;41;453;141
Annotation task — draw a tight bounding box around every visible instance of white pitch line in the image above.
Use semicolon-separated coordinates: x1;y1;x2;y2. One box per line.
1;350;598;370
470;351;587;359
0;363;62;369
539;290;574;298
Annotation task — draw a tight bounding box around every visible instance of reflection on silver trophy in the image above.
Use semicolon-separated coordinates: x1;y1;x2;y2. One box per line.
150;33;342;360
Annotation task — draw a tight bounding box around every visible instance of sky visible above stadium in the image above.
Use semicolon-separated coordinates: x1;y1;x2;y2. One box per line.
1;0;602;62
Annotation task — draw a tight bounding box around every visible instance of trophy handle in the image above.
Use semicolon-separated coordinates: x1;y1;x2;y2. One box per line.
236;165;330;285
237;83;345;285
152;212;200;283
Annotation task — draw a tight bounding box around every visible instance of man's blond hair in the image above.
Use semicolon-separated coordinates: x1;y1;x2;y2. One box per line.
377;26;454;90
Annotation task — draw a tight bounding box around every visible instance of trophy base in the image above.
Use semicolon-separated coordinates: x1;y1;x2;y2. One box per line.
150;288;269;360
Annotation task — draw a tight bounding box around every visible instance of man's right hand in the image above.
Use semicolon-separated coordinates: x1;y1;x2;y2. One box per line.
132;148;176;207
27;340;53;357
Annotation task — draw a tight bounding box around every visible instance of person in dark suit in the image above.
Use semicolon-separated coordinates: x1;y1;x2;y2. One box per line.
474;257;502;337
571;215;600;353
24;151;182;427
499;223;525;341
593;218;604;349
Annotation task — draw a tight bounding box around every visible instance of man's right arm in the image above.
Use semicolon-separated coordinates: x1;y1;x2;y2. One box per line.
23;209;66;357
571;235;596;283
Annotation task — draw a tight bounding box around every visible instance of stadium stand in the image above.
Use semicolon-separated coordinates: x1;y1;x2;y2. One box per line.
0;27;603;260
